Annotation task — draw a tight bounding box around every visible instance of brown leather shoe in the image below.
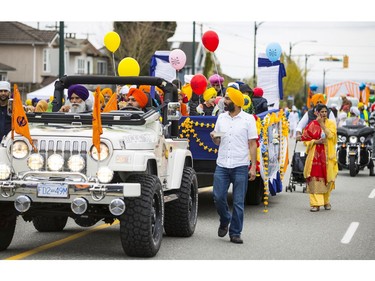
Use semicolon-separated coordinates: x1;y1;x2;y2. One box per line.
310;206;320;212
324;203;331;210
230;236;243;244
218;225;228;237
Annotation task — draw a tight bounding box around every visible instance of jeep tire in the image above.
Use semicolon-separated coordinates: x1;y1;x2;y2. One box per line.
120;174;164;257
0;202;17;251
164;167;198;237
32;216;68;232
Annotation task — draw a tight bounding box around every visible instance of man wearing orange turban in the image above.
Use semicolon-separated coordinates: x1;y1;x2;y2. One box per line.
296;93;336;141
101;88;113;105
126;88;149;110
310;93;325;106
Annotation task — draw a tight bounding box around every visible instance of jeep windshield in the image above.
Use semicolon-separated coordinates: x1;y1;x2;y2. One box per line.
26;75;177;127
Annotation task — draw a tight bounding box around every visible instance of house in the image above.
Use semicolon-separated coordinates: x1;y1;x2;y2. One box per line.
0;62;16;81
0;22;111;95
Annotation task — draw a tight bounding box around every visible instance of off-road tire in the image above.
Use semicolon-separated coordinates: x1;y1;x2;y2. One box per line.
245;176;264;205
32;216;68;232
164;167;198;237
120;174;164;257
0;203;17;251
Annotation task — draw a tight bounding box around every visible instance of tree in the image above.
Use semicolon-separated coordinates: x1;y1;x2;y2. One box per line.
113;22;177;76
281;53;305;108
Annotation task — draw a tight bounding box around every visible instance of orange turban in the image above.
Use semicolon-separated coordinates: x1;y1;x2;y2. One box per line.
311;93;325;106
101;88;113;97
127;88;149;108
139;85;151;93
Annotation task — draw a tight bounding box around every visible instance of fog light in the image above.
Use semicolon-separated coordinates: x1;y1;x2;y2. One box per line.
68;155;85;172
97;167;113;183
27;154;44;171
0;164;11;180
48;154;64;171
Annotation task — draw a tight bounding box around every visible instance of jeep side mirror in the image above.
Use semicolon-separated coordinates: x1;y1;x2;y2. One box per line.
167;102;181;121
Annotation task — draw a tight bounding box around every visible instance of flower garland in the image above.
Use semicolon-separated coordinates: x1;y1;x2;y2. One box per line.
179;117;218;154
278;109;289;180
261;114;271;213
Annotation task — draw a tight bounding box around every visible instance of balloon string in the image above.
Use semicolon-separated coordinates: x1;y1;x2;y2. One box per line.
212;52;223;95
112;53;117;76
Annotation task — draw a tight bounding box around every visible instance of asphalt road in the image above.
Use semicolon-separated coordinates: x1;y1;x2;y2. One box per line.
0;139;374;279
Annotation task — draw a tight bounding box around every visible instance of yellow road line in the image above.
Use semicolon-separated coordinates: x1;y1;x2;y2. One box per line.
5;220;119;260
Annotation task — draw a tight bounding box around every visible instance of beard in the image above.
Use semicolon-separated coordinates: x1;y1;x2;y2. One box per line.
224;103;235;112
70;102;86;113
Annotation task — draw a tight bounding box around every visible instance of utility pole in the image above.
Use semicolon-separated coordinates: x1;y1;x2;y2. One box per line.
253;22;264;88
59;21;65;78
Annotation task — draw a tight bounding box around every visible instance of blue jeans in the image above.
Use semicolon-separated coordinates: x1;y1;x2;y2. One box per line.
213;165;248;237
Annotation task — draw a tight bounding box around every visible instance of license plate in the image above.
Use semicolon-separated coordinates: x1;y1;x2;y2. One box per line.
37;183;69;198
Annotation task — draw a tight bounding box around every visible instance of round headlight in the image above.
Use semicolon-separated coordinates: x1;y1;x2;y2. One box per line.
359;136;366;143
12;140;29;159
97;166;114;183
0;164;11;180
341;136;347;143
27;154;44;170
68;155;85;172
90;143;109;161
349;136;357;144
47;154;64;171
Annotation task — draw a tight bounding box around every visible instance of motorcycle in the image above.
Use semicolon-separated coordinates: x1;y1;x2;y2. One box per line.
337;118;375;177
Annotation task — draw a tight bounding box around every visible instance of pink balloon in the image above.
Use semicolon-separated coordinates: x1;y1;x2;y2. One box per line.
169;49;187;71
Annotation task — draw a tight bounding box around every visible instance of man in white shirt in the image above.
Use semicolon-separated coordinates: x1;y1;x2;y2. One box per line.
210;87;258;244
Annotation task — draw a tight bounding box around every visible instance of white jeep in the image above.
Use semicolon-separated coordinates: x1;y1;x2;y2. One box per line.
0;75;198;258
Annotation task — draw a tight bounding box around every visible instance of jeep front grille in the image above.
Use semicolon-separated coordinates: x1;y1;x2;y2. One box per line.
36;138;89;173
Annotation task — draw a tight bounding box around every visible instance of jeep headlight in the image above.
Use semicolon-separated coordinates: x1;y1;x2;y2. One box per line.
90;143;109;161
47;154;64;171
0;164;11;180
27;154;44;170
349;136;357;144
68;155;85;172
97;166;113;183
12;140;29;159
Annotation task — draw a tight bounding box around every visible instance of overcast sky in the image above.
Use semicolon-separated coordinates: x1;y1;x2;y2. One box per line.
18;0;375;92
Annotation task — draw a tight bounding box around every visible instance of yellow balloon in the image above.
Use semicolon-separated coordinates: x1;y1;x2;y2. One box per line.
118;57;140;77
104;31;121;53
181;83;192;101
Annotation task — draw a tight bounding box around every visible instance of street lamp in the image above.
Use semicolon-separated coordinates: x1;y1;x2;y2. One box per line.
289;40;317;58
253;21;264;88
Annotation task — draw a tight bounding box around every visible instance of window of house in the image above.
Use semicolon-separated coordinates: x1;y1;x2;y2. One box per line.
77;58;85;74
43;49;51;72
0;73;6;81
97;61;107;75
